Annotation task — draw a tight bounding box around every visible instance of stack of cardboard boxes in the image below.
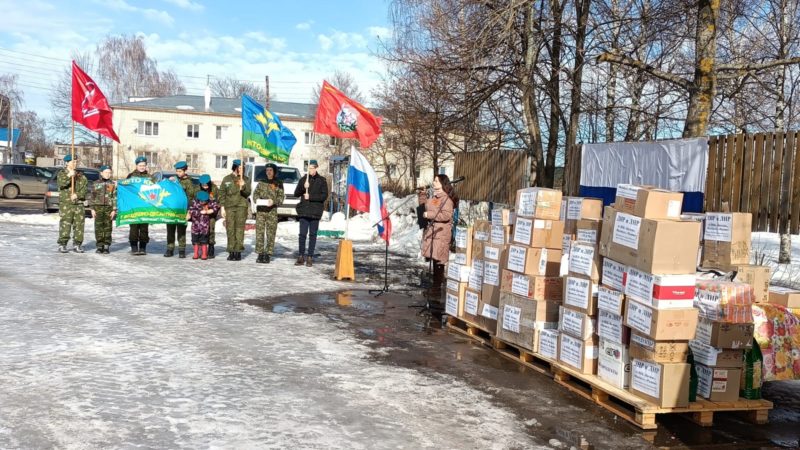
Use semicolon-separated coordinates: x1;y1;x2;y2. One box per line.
445;225;474;319
495;188;564;352
599;185;702;408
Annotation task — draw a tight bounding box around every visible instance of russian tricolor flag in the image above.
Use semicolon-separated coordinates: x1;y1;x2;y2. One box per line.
347;147;392;243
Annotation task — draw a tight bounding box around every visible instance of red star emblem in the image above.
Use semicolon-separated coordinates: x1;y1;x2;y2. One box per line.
149;193;156;200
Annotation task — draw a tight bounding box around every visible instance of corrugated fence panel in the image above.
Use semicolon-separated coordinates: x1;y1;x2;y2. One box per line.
454;150;529;206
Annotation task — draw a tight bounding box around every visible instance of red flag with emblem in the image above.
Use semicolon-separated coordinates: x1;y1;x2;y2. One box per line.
314;80;382;149
71;61;120;142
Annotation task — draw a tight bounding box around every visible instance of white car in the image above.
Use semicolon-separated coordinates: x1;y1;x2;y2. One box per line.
244;162;301;218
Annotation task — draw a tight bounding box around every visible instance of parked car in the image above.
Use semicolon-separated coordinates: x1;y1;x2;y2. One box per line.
0;164;56;199
244;162;301;218
152;171;202;185
43;168;101;213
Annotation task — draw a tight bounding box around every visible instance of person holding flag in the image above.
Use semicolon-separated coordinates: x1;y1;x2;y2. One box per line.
56;155;88;253
294;160;328;267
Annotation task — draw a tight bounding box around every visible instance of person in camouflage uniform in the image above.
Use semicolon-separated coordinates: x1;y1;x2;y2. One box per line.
218;159;251;261
127;156;153;255
165;161;197;258
90;165;116;254
198;174;220;259
253;163;284;263
57;154;88;253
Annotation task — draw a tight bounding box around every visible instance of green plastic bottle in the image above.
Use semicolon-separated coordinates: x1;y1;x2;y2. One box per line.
688;349;698;402
740;338;763;400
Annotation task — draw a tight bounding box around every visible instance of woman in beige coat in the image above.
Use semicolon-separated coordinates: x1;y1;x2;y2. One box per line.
418;174;459;296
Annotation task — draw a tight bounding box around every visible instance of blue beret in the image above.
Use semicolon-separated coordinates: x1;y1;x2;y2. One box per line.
63;154;74;162
199;174;211;184
309;159;318;167
196;191;209;202
232;159;242;167
99;165;110;171
135;156;147;164
174;161;188;170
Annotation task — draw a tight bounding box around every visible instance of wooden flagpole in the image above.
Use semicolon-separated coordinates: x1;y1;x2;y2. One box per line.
70;120;75;193
334;144;355;281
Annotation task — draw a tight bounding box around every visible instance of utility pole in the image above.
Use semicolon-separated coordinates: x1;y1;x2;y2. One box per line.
8;101;13;164
265;75;270;110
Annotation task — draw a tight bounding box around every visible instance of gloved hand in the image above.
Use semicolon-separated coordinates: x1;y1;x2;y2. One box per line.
266;199;273;207
70;193;78;201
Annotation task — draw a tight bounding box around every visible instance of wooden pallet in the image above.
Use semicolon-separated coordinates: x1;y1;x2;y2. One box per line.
445;315;494;348
492;337;557;377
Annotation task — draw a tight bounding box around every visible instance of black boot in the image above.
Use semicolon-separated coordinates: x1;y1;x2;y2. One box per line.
227;251;234;261
178;248;186;259
208;246;215;259
103;245;111;254
138;243;147;256
264;254;270;263
96;245;104;254
235;252;242;261
164;248;174;257
256;253;264;263
130;242;138;254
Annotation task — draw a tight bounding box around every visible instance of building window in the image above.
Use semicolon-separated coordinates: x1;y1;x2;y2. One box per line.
215;155;228;169
387;164;397;176
439;167;447;175
414;168;421;179
137;151;159;169
216;125;227;140
329;137;341;147
304;131;316;145
137;121;159;136
186;124;200;139
185;154;200;172
245;156;255;164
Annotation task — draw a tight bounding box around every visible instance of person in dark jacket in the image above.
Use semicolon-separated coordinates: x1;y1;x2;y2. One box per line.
294;160;328;267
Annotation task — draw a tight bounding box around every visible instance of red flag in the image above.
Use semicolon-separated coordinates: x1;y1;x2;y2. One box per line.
314;80;382;149
71;61;120;142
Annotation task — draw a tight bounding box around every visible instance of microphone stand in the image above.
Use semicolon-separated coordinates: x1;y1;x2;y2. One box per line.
368;194;417;297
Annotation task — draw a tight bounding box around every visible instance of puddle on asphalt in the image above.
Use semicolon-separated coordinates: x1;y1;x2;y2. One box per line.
243;289;800;449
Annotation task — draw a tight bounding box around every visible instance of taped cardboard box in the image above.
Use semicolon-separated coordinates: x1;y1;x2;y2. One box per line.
455;226;473;252
454;251;472;266
446;278;468;304
497;292;560;351
598;338;631;390
694;318;754;349
614;184;643;214
539;329;560;360
688;340;744;369
500;269;563;301
482;283;502;309
463;288;482;324
695;280;755;323
607;213;701;274
702;213;752;270
447;262;471;282
768;286;800;308
599;206;618;257
559;305;597;340
491;224;513;245
597;285;626;316
615;185;684;220
566;197;604;221
473;220;492;242
483;243;509;268
568;240;601;282
682;212;706;267
734;265;771;304
445;291;464;318
468;259;485;291
625;301;699;340
506;245;562;277
491;208;515;226
696;364;742;402
576;219;602;246
512;217;565;249
601;257;628;292
629;331;689;363
598;308;631;345
483;260;501;287
515;187;562;220
563;275;599;315
625;268;696;309
478;301;499;333
469;239;485;264
630;359;691;408
558;333;599;375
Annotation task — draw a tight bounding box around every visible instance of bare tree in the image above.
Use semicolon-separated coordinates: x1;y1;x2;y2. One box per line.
311;70;365;105
210;76;269;101
14;111;51;158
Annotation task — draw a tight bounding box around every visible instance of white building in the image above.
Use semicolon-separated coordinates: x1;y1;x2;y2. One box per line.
110;95;328;182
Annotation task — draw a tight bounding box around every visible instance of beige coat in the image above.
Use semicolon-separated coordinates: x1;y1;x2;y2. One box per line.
419;190;454;263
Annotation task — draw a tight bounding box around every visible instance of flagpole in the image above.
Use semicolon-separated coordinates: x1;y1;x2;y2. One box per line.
344;144;354;240
70;120;75;194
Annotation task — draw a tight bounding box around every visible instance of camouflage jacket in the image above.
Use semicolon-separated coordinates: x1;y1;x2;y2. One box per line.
177;175;198;205
90;178;117;208
219;174;251;209
57;170;88;205
127;170;152;180
253;180;284;213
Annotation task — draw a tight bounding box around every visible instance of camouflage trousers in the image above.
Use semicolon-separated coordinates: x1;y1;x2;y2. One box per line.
129;224;149;243
225;207;247;252
58;203;85;246
93;205;114;246
255;211;278;255
166;223;187;250
208;217;216;246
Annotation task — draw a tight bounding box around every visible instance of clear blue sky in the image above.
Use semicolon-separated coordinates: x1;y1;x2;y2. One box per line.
0;0;392;118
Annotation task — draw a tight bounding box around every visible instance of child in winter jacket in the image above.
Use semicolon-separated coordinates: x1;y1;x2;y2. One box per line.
187;190;220;260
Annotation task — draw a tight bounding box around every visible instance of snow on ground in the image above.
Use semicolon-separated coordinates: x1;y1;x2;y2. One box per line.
0;214;545;449
751;232;800;288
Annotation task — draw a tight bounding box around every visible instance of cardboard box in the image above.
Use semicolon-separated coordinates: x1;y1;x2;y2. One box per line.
598;338;631;389
445;291;464;318
566;197;604;221
614;184;642;214
506;245;562;277
454;251;471;266
512;218;565;249
608;213;701;274
559;333;599;375
455;226;473;252
598;309;631;345
473;220;492;242
481;283;502;308
734;265;771;304
491;208;515;226
576;219;602;245
568;241;601;282
688;340;744;368
695;281;755;323
597;285;626;316
497;292;560;351
625;268;696;309
694;318;754;349
702;213;752;270
445;278;467;302
615;185;684;220
500;270;563;301
463;288;482;323
768;286;800;308
469;239;485;264
468;259;484;291
630;360;690;408
629;331;689;363
563;275;599;315
478;301;499;333
515;187;562;220
483;243;509;267
696;365;742;402
601;257;628;292
491;224;513;245
599;206;617;256
483;260;501;287
539;329;560;360
447;262;471;282
682;212;707;267
559;305;597;340
625;301;698;340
